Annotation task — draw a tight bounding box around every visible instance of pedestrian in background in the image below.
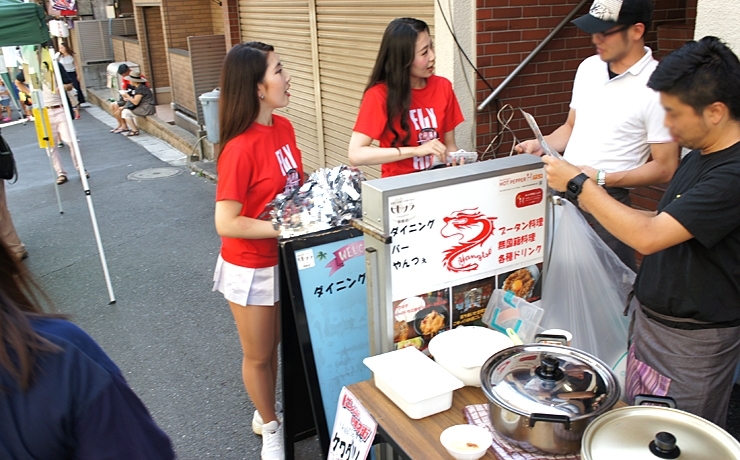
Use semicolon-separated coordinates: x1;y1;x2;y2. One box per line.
348;17;464;177
0;81;12;122
58;42;83;119
213;41;303;460
0;239;176;458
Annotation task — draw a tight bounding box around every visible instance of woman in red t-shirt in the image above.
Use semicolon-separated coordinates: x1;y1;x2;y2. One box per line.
213;42;302;460
348;17;464;177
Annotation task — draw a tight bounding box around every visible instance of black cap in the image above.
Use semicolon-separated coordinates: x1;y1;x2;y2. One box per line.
117;63;130;75
573;0;653;34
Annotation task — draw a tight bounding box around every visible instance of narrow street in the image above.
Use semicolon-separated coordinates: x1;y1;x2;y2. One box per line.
2;108;322;459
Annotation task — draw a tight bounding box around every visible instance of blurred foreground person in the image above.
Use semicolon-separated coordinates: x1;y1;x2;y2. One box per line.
0;240;175;459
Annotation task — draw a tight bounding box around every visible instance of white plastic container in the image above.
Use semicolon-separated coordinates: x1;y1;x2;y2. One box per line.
428;326;513;387
363;347;464;419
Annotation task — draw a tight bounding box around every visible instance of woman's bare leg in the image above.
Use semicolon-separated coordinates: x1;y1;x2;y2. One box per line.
229;301;280;424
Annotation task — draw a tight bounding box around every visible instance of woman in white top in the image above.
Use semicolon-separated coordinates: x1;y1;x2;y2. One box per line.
59;43;84;119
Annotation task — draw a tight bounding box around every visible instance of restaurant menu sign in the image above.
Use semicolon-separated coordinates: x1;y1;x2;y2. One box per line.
327;387;377;460
389;168;546;350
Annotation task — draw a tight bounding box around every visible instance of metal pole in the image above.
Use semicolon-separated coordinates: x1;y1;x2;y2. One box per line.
46;146;64;213
478;0;590;111
50;49;116;304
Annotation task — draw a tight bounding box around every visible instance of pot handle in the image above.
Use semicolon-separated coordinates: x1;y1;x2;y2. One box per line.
534;333;568;346
529;413;571;430
634;394;677;408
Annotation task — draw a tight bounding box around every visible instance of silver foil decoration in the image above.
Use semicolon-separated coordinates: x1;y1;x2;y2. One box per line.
269;165;365;238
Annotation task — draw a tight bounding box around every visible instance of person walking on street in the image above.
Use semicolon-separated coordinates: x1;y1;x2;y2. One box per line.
348;17;464;177
0;81;12;122
542;36;740;428
58;42;86;117
515;0;679;271
15;68;88;185
212;42;303;460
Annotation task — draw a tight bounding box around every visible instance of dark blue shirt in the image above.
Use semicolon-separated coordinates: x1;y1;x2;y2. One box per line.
0;317;175;459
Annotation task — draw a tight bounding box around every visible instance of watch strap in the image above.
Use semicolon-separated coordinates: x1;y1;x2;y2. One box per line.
566;173;589;201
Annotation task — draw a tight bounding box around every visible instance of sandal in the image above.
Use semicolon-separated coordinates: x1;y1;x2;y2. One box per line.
126;130;140;137
110;128;128;134
56;175;68;185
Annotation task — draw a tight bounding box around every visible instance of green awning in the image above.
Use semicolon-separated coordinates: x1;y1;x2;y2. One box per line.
0;0;50;47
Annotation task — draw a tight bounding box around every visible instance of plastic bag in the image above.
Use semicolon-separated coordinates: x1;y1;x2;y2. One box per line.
541;200;634;371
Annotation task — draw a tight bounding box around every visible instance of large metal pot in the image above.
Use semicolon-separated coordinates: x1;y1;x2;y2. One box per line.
581;402;740;459
480;344;620;454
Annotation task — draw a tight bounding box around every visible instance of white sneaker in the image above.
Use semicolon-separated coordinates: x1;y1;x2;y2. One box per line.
261;420;284;460
253;401;284;435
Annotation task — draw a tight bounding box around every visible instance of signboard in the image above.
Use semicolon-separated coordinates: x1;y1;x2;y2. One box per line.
281;227;371;458
387;167;546;350
327;387;377;460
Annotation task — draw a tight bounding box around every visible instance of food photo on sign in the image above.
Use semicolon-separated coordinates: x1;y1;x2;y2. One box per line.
450;276;496;328
393;288;451;351
498;262;543;302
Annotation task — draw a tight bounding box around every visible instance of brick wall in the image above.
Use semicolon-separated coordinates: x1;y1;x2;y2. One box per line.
144;6;170;88
170;51;196;115
162;0;216;50
210;0;224;36
112;38;126;62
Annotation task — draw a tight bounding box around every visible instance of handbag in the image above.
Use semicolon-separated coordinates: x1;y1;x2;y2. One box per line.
124;101;137;110
132;99;156;117
0;132;18;183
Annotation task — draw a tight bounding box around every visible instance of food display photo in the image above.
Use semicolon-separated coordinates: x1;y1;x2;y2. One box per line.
451;277;495;328
393;288;451;351
498;263;542;302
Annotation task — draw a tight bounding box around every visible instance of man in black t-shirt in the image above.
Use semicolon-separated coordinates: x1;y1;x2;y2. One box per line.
542;36;740;427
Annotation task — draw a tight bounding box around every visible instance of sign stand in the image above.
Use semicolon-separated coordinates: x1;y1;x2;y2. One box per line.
280;226;372;459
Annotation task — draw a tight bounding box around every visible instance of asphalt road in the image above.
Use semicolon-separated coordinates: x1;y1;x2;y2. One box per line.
2;110;322;459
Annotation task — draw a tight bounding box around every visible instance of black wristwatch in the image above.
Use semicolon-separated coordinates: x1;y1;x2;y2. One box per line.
565;173;589;202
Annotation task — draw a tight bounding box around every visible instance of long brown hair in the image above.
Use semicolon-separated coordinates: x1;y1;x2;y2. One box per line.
0;241;62;391
365;18;429;147
218;41;275;157
60;42;74;56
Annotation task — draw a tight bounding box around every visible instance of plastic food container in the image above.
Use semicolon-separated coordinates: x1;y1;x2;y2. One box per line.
428;326;514;387
363;347;464;419
482;289;544;343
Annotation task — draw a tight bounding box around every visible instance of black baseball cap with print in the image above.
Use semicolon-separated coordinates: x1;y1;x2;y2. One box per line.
573;0;653;34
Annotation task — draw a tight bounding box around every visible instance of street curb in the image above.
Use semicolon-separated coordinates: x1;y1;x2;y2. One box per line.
187;160;218;183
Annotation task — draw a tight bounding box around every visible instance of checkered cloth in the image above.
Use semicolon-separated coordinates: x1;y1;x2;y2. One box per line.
463;404;580;460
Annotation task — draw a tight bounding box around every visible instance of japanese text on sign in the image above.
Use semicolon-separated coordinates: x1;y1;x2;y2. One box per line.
328;387;377;460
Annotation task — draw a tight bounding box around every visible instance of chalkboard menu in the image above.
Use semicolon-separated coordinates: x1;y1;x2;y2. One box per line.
280;226;371;458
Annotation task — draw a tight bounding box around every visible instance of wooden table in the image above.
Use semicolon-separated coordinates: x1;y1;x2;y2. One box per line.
347;380;628;460
347;379;497;460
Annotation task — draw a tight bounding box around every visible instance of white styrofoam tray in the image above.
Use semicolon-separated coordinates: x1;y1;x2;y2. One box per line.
363;347;464;419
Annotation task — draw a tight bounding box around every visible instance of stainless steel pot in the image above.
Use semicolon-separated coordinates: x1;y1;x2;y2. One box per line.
581;403;740;459
480;344;620;454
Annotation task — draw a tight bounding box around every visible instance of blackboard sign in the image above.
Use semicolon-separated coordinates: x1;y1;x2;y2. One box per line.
280;226;371;458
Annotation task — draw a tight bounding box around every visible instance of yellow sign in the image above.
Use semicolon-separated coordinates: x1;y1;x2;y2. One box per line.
33;107;55;149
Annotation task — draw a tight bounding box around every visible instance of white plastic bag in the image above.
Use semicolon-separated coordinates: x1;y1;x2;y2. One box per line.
541;200;633;371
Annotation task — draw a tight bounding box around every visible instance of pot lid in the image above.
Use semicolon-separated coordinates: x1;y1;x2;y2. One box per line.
480;344;619;420
581;406;740;459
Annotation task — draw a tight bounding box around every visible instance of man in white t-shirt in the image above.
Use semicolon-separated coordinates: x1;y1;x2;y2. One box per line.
516;0;679;271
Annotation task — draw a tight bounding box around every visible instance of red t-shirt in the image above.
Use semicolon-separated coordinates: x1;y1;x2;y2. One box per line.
352;75;464;177
216;115;303;268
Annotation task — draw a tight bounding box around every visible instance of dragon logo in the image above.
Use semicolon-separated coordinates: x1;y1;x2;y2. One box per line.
440;209;497;273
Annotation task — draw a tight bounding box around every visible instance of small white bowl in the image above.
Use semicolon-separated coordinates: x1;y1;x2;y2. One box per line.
439;424;492;460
